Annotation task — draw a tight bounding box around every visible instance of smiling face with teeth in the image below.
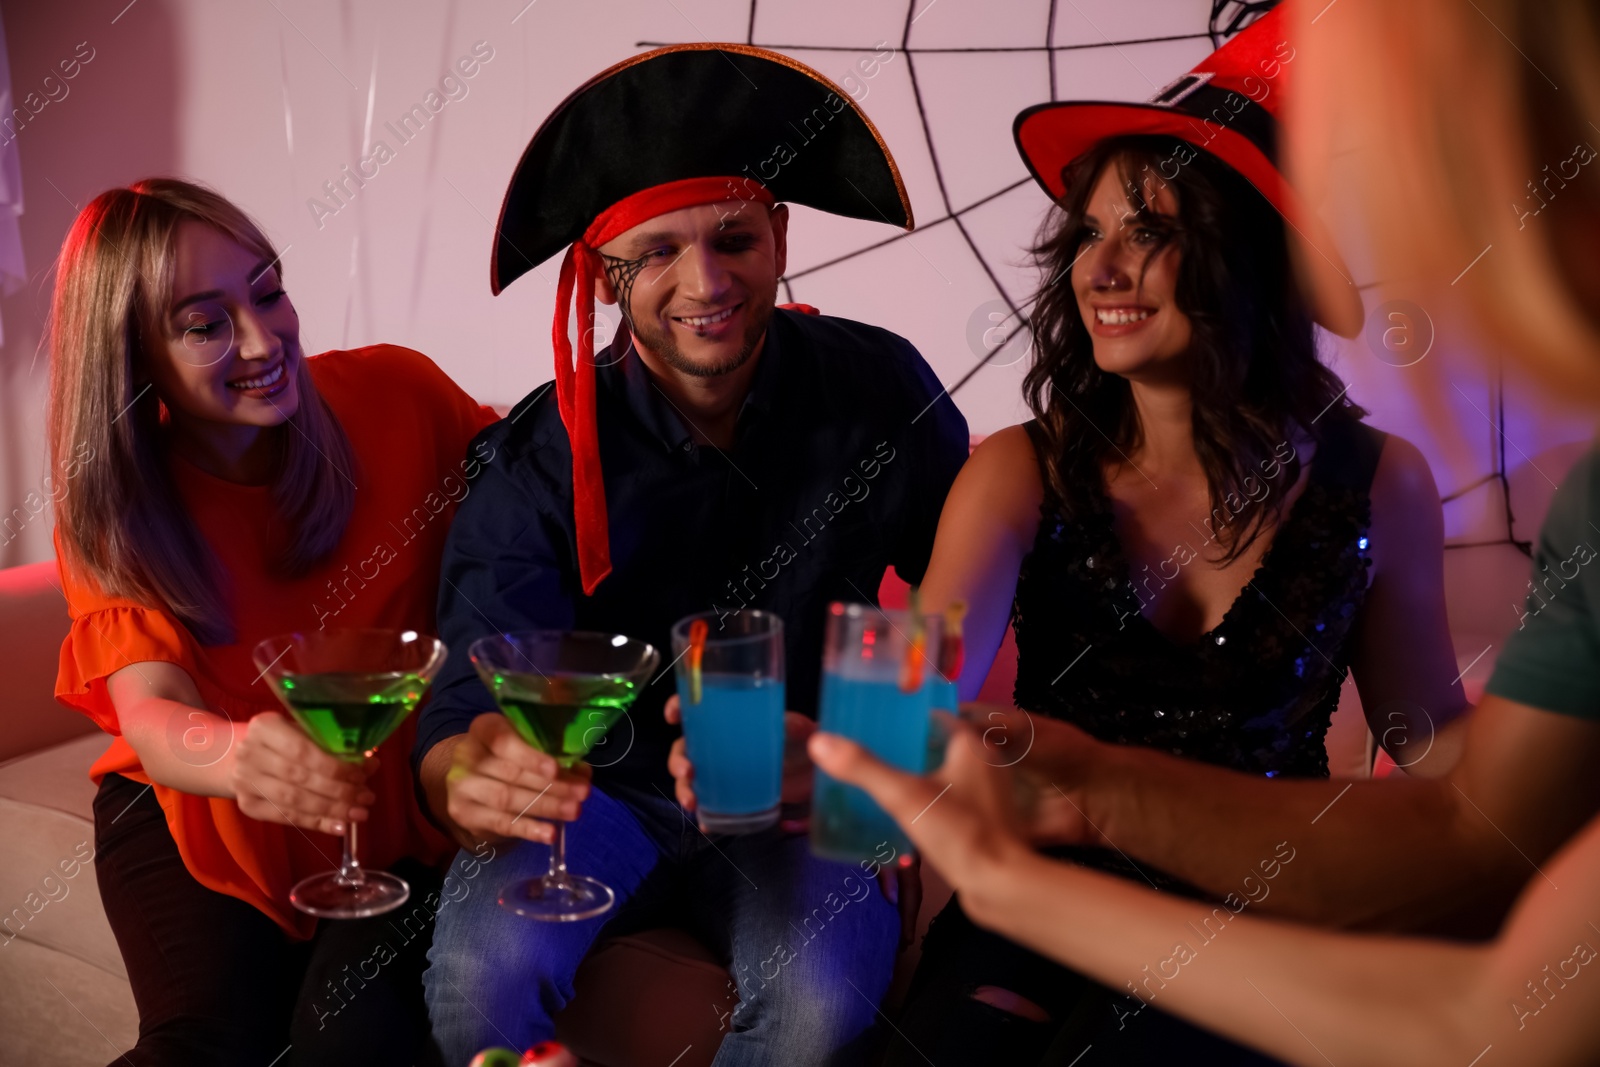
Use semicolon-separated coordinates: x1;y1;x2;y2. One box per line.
595;200;786;382
143;221;304;476
1071;163;1193;383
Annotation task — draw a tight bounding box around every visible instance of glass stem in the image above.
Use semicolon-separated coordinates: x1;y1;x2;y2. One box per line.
547;820;569;886
337;818;364;887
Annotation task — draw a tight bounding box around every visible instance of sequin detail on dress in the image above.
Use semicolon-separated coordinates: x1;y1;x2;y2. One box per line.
1012;417;1383;892
1013;417;1383;780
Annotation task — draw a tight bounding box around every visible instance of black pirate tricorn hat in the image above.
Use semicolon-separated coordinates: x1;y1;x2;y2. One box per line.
491;43;913;293
1013;2;1364;338
490;44;913;595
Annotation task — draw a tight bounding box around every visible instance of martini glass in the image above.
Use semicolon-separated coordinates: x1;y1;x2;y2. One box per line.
252;628;447;919
469;631;660;921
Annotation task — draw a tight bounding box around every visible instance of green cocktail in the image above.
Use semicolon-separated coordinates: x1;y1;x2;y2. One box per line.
276;671;426;759
484;671;639;766
253;629;447;920
470;631;660;922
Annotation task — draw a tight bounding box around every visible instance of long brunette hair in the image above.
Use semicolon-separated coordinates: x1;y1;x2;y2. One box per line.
1023;135;1362;561
49;179;355;644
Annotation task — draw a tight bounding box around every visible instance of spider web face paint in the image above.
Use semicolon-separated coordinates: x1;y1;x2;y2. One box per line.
599;240;775;379
601;251;653;333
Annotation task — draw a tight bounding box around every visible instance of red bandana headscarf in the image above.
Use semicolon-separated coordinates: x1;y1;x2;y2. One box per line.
552;175;777;595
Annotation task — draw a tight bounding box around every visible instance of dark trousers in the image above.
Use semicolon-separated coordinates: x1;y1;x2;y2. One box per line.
93;771;446;1067
883;894;1286;1067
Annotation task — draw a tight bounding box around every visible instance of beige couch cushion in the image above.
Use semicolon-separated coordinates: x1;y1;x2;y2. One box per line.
0;732;138;1066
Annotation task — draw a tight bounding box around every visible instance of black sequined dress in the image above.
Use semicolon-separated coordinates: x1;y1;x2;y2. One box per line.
1012;413;1385;893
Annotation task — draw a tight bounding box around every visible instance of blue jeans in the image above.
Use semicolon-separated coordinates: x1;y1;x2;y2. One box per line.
423;782;900;1066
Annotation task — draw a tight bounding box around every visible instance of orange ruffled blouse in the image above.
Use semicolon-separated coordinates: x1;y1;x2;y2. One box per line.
55;345;498;939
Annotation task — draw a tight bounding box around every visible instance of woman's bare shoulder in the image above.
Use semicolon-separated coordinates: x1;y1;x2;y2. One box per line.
968;423;1041;472
953;423;1045;535
1370;433;1438;501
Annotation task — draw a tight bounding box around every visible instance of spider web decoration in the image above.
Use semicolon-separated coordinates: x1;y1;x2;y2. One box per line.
1208;0;1283;47
644;0;1531;556
645;0;1256;394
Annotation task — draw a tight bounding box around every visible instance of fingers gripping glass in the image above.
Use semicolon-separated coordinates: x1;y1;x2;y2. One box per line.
470;631;660;922
252;628;447;919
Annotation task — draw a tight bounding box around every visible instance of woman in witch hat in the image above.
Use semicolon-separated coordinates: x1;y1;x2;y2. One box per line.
863;5;1464;1062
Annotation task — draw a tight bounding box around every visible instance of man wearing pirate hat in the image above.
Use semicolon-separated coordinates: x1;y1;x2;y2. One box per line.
413;44;968;1063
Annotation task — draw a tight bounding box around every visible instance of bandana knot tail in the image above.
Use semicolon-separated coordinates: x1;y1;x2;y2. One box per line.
553;240;612;596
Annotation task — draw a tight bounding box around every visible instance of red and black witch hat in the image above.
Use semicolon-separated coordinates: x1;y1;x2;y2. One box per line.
491;44;912;596
1013;2;1363;338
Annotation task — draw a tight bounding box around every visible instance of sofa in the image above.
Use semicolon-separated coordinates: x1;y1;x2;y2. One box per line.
2;546;1507;1067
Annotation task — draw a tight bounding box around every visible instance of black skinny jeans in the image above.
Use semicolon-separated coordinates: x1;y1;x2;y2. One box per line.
92;771;446;1067
882;892;1286;1067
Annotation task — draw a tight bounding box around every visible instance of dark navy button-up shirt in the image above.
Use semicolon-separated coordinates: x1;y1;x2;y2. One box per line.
415;307;970;797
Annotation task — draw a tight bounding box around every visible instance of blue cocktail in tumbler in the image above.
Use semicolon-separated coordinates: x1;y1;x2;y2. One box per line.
811;603;943;863
672;610;786;833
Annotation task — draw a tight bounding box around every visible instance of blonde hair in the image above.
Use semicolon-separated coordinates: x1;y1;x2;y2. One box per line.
49;179;356;644
1290;0;1600;402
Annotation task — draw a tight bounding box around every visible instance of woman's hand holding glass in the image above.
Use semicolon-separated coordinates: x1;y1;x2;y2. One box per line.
950;704;1112;850
808;716;1012;896
230;710;377;837
808;714;1036;906
807;706;1118;894
106;660;378;838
